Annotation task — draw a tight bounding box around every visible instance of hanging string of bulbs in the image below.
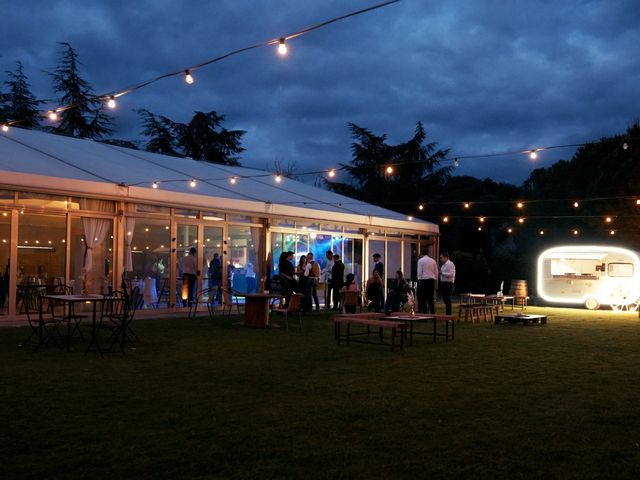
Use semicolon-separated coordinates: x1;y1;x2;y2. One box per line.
0;0;401;129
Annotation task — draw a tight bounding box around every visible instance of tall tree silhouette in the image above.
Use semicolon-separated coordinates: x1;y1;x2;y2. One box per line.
139;110;245;165
327;121;450;211
1;62;42;128
48;42;112;139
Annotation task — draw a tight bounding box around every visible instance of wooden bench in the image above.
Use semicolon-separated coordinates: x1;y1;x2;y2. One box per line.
457;304;498;323
333;314;408;351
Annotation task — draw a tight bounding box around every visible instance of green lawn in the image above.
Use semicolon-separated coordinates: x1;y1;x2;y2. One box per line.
1;307;640;479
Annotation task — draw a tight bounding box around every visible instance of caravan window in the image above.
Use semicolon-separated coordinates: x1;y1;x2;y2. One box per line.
608;263;634;277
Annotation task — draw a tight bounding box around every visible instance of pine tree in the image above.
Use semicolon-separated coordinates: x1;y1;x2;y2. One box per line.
137;109;180;156
175;111;244;165
1;62;42;128
48;42;112;139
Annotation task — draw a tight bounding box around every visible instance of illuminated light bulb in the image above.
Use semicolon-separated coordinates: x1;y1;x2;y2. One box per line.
518;217;525;224
407;216;413;221
385;166;394;175
573;230;579;235
1;124;8;132
328;169;336;178
275;174;282;183
464;202;470;209
623;142;628;150
605;217;612;223
479;217;485;223
62;239;65;243
230;177;237;184
507;228;513;233
278;38;287;55
152;181;159;189
418;204;424;211
529;149;538;160
189;179;197;188
184;69;194;84
478;227;482;231
144;228;149;232
107;95;116;109
539;230;545;235
453;158;459;168
636;199;640;206
442;216;449;223
48;110;58;121
610;230;616;235
573;201;579;208
517;202;524;209
127;231;132;236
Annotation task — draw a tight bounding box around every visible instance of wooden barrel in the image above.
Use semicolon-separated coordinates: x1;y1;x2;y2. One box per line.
509;279;528;297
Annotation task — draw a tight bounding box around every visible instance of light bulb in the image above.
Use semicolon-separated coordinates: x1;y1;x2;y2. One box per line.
573;201;579;208
507;228;513;233
328;169;336;178
189;179;197;188
478;227;482;231
418;204;424;211
605;217;612;223
386;166;394;174
278;38;287;55
573;230;579;235
479;217;485;223
48;110;58;121
442;216;449;223
464;202;470;209
539;230;545;235
517;202;524;209
152;181;159;189
1;124;8;132
529;149;538;160
230;177;237;184
185;70;194;84
107;95;116;109
623;142;628;150
275;174;282;183
407;216;413;221
454;158;459;168
610;230;616;235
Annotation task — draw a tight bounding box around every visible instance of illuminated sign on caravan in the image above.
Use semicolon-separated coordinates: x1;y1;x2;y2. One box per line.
537;245;640;311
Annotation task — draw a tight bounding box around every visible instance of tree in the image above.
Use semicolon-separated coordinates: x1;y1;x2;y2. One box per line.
176;111;244;165
139;110;245;165
137;109;180;155
1;61;42;128
48;42;112;139
327;121;451;210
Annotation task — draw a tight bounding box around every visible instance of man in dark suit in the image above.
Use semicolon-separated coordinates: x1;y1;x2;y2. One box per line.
330;254;345;311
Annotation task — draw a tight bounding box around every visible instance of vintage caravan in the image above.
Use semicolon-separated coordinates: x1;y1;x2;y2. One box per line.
537;246;640;310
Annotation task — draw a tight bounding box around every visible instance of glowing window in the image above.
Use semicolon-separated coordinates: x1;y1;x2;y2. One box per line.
608;263;634;278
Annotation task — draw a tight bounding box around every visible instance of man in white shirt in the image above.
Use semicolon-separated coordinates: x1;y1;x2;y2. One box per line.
177;247;198;307
304;252;320;312
416;247;438;314
439;252;456;315
321;250;335;309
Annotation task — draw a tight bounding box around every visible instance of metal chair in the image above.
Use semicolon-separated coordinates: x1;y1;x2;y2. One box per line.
220;287;242;321
188;287;216;320
270;293;303;330
19;291;63;351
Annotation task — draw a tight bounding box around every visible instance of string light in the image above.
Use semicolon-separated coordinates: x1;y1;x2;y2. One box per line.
327;169;336;178
107;95;116;109
539;230;545;235
189;179;197;188
464;202;470;209
230;176;237;184
152;181;159;189
636;199;640;206
623;143;629;150
477;227;482;231
48;110;58;121
507;228;513;233
275;174;282;183
407;216;413;221
573;201;579;208
610;230;616;235
518;217;525;224
418;204;424;211
1;124;8;132
479;217;485;223
529;149;538;160
573;229;579;235
442;216;449;223
184;70;194;84
385;166;394;175
516;202;524;209
453;158;459;168
605;217;612;223
278;38;288;55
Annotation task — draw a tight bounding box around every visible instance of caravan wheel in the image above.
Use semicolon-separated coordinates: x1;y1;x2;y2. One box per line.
585;298;600;310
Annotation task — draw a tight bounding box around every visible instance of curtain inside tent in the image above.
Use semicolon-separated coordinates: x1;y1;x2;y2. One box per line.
124;204;137;271
80;199;113;273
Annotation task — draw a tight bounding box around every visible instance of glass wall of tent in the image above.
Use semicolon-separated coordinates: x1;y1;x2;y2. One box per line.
0;188;434;321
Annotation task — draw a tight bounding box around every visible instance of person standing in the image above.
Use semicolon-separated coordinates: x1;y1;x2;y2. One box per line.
177;247;198;307
417;247;438;314
372;253;384;279
321;250;334;309
330;254;345;311
208;253;222;304
304;252;321;312
439;252;456;315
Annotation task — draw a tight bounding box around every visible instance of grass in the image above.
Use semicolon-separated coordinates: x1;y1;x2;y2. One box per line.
1;306;640;479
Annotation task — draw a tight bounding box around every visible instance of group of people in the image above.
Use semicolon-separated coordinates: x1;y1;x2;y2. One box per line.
417;249;456;315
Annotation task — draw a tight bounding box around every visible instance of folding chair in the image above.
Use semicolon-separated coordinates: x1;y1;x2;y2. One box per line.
220;287;242;320
270;293;303;330
19;291;63;351
189;287;215;320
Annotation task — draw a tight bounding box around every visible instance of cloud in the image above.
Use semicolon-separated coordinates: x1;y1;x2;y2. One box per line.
2;0;639;185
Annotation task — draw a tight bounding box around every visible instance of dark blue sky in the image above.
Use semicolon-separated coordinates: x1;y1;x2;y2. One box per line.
1;0;639;184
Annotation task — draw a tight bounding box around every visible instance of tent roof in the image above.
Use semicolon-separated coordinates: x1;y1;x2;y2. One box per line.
0;128;438;234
